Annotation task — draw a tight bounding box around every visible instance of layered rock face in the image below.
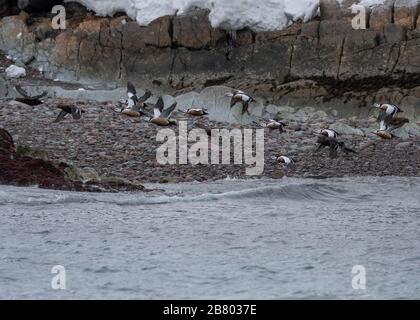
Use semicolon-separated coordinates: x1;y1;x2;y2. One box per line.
0;1;419;109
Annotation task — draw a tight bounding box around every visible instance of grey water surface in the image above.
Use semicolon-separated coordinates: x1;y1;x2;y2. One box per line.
0;176;419;299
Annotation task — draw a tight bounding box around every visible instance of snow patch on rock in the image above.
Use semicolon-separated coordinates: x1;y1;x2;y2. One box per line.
5;65;26;79
66;0;321;31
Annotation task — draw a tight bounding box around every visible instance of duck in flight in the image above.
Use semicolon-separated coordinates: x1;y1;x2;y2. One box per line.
315;134;357;159
320;128;338;139
277;155;295;165
371;103;409;139
15;85;48;106
226;90;255;115
148;97;178;126
53;105;85;123
181;108;209;116
372;103;404;131
116;82;152;117
254;119;287;133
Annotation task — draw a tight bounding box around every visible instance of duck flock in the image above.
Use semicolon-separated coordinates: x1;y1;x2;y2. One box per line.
15;81;411;170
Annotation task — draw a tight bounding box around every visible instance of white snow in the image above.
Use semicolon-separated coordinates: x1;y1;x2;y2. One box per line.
66;0;320;31
66;0;418;31
355;0;386;7
5;65;26;79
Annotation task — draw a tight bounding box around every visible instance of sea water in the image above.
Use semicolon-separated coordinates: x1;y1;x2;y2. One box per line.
0;176;419;299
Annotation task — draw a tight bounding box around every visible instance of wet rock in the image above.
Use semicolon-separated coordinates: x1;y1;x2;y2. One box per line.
0;128;145;191
64;165;100;183
330;122;365;136
395;141;412;149
392;122;420;139
173;9;225;49
16;144;48;161
175;91;199;110
266;104;295;115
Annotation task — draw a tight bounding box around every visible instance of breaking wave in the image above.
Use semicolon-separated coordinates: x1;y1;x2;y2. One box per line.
3;176;416;207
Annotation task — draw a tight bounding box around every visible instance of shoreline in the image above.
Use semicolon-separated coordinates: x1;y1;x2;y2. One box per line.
1;95;419;189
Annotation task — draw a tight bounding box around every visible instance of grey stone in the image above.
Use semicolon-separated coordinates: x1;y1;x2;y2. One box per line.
330;122;365;136
175;91;199;110
395;141;412;149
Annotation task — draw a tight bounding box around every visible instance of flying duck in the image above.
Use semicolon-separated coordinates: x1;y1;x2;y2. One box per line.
116;82;152;117
53;105;85;123
315;134;357;159
372;103;403;131
148;97;178;126
373;130;394;139
277;155;295;165
15;85;48;106
320;128;338;138
226;90;255;115
181;108;209;116
255;119;287;132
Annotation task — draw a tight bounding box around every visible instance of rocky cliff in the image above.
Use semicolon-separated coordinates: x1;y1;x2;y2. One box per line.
0;0;419;118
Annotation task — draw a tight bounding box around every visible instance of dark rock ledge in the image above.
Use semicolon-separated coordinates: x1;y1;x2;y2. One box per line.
0;127;145;192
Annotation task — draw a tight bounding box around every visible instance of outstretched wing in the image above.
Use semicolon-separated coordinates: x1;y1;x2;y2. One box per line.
30;91;48;100
329;143;338;159
161;102;177;119
53;110;68;123
153;97;164;118
377;109;386;122
127;97;136;109
15;85;31;98
127;82;137;96
341;145;357;154
15;85;47;100
230;96;239;108
377;109;394;130
138;89;152;104
127;82;138;105
241;100;250;115
388;117;409;131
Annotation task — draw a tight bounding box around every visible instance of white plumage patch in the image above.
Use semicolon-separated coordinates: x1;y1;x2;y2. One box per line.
278;156;292;164
153;108;161;118
127;98;135;108
379;120;387;131
235;93;251;102
321;129;337;138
